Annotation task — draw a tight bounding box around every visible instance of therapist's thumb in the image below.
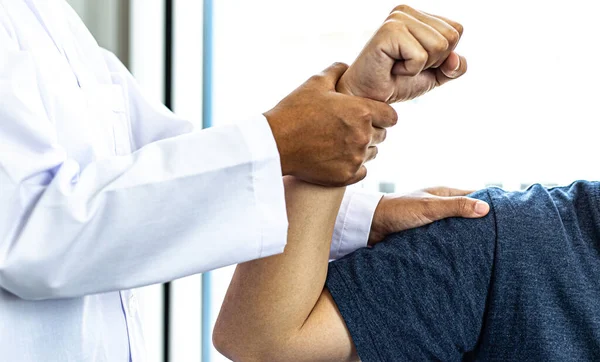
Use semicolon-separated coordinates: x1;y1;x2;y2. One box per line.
427;196;490;221
435;195;490;219
312;62;349;89
425;187;489;219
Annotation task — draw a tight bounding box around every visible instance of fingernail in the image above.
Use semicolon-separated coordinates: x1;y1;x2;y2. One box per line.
474;201;489;215
453;57;461;71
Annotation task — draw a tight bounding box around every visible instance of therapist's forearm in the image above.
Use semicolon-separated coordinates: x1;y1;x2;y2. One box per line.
0;122;287;300
214;177;346;361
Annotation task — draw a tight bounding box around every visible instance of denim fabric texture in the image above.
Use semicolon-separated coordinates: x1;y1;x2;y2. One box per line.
326;181;600;361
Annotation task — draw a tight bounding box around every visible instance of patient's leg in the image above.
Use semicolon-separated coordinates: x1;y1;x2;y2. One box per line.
326;181;600;361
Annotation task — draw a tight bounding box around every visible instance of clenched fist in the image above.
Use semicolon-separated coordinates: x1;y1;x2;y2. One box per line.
264;63;397;186
337;5;468;103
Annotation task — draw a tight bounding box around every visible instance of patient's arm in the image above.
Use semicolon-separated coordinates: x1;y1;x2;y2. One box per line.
214;182;499;362
323;182;600;360
215;180;600;361
213;177;357;362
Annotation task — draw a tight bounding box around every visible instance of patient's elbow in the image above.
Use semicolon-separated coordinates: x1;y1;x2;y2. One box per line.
212;323;237;361
213;318;282;362
212;320;257;362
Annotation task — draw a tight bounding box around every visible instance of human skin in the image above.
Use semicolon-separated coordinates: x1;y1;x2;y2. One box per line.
264;5;467;187
213;5;487;360
214;178;353;361
213;178;492;361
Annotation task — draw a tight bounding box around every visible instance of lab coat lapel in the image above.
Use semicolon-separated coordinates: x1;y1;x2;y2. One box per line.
23;0;65;55
24;0;112;88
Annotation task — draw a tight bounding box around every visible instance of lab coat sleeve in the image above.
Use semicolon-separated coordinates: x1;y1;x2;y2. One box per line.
101;49;377;261
104;47;385;262
330;188;383;259
0;40;288;300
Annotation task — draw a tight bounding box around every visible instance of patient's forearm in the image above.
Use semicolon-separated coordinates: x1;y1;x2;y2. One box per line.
213;177;346;361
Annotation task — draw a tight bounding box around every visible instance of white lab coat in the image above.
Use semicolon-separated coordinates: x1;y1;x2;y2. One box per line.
0;0;381;360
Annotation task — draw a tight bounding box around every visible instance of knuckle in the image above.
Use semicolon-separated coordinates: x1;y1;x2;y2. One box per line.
332;61;348;69
444;28;460;46
328;62;349;74
415;49;429;62
413;51;429;67
356;133;371;147
419;197;437;219
432;37;450;53
392;4;412;14
356;106;372;122
351;153;365;168
313;62;349;83
457;197;470;213
349;120;371;146
307;74;324;84
381;19;404;34
386;7;412;23
455;23;464;36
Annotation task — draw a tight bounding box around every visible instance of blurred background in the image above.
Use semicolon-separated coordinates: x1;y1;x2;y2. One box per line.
68;0;600;361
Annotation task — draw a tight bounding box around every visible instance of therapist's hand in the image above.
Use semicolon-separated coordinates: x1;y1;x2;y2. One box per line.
264;63;397;186
368;187;490;245
337;5;467;104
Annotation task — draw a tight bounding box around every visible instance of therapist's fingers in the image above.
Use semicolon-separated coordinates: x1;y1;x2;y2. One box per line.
370;127;387;146
362;98;398;128
365;146;379;162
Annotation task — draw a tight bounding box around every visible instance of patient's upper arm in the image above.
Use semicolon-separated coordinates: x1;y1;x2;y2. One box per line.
325;189;497;361
284;288;359;362
267;286;359;362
